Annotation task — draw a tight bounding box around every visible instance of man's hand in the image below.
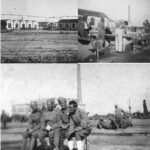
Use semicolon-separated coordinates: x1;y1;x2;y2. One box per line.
28;129;33;134
46;125;51;131
66;129;75;138
74;126;83;132
61;124;69;129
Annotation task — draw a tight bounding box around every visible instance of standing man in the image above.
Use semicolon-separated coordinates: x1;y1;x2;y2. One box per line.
58;97;70;150
115;23;124;53
114;105;125;128
1;110;8;129
67;100;92;150
21;101;42;150
97;17;106;47
39;99;60;150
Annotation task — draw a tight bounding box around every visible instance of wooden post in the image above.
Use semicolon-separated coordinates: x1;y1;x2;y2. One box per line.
77;64;82;104
96;48;99;62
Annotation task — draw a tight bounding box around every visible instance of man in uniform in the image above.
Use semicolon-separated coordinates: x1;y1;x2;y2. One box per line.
21;101;42;150
114;105;125;128
58;97;70;150
97;117;117;130
1;110;8;129
67;100;92;150
96;17;106;47
39;99;60;150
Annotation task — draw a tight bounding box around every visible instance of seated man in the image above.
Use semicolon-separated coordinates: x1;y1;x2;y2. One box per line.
97;117;117;130
21;101;43;150
58;97;70;150
67;100;92;150
39;99;61;150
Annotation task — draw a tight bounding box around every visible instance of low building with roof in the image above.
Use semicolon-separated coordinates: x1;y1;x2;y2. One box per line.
58;19;78;31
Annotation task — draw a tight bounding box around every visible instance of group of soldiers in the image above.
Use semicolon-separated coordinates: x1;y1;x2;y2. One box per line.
21;98;92;150
97;105;132;130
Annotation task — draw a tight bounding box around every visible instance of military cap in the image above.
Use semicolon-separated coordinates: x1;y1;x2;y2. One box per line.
58;97;66;104
47;98;55;105
30;101;38;106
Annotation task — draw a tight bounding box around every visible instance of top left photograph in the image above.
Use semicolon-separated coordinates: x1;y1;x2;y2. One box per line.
1;0;78;63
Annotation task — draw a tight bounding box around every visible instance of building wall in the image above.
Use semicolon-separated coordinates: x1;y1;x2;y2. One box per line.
59;21;77;31
5;19;39;30
12;104;31;116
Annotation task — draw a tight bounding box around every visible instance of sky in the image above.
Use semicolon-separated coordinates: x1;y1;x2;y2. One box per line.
0;64;77;115
78;0;150;26
1;0;77;19
80;64;150;115
1;64;150;116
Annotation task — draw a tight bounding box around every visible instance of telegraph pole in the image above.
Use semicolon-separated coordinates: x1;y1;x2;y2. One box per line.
77;64;86;110
129;98;131;114
128;5;131;24
77;64;82;104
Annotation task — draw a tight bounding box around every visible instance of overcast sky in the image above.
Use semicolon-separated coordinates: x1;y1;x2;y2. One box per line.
81;64;150;115
79;0;150;26
1;0;77;18
0;64;77;115
1;64;150;116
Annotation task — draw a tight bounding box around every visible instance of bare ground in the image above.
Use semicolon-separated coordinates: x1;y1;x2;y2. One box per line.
1;119;150;150
1;30;78;63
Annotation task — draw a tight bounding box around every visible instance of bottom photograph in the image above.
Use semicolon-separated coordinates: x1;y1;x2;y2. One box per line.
1;64;150;150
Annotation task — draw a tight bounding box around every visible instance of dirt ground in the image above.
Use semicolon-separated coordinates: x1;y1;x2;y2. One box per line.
1;30;78;63
78;41;150;63
1;119;150;150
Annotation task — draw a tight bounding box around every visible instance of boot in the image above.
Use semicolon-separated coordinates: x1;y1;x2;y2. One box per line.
21;138;27;150
28;138;36;150
68;140;73;150
77;141;84;150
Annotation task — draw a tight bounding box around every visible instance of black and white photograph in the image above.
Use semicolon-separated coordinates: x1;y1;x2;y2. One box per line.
1;0;78;63
78;0;150;63
1;0;150;150
78;63;150;149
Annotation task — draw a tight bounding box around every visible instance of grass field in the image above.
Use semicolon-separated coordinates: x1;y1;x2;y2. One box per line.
1;119;150;150
1;30;78;63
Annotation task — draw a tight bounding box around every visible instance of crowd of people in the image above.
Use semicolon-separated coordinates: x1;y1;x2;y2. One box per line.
97;105;132;130
21;98;92;150
1;98;133;150
78;15;132;55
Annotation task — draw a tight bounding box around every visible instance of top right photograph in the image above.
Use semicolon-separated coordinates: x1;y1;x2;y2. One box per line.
78;0;150;63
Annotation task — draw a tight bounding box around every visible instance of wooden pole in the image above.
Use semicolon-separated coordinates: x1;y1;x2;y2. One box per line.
77;64;82;105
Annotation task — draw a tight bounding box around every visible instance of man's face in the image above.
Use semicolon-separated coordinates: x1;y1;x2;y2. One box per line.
47;103;54;111
31;104;38;112
69;104;77;114
60;101;67;110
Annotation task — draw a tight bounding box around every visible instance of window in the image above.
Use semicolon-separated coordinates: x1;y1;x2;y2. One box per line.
8;23;11;28
15;23;18;28
90;18;95;26
28;24;31;28
22;24;25;29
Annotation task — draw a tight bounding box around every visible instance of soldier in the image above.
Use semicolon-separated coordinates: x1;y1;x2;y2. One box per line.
21;101;42;150
58;97;70;150
114;105;125;128
1;110;8;129
67;100;92;150
97;117;117;130
39;99;60;150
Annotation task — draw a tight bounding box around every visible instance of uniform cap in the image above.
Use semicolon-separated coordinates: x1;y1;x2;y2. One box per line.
30;101;38;106
47;98;55;105
58;97;66;104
